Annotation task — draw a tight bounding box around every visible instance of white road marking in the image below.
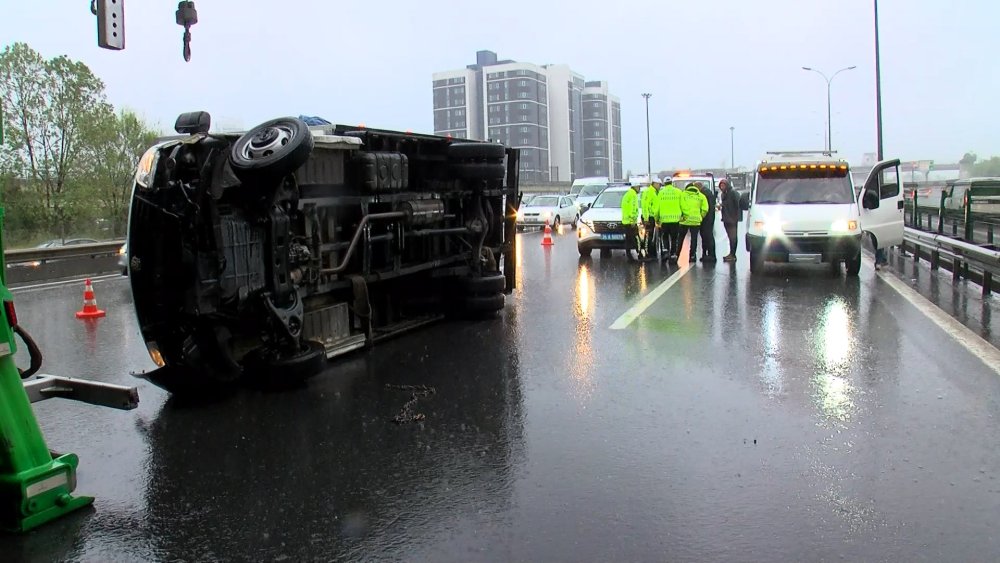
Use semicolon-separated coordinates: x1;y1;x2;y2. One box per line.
610;265;693;330
11;273;124;294
877;269;1000;376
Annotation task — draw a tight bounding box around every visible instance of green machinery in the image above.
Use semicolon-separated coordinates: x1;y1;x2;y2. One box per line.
0;202;139;532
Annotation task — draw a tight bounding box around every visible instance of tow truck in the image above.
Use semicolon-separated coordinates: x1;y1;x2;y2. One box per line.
128;114;520;393
740;151;904;275
671;171;717;195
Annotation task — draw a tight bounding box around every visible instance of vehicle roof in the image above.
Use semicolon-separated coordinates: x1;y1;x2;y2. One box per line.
572;176;610;184
760;152;844;164
601;186;630;193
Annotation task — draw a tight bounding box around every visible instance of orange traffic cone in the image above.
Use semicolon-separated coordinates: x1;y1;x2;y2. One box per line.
541;218;554;246
75;278;106;319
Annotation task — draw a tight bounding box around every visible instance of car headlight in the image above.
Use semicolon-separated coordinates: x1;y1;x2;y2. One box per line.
134;145;161;189
830;219;858;232
754;220;785;236
146;341;166;367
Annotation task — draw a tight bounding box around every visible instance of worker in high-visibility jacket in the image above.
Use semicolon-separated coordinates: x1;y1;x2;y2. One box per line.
679;182;709;263
621;183;641;262
640;180;661;261
656;179;683;263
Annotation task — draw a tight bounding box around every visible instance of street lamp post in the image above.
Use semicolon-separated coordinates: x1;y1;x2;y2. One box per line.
801;65;857;151
729;126;735;170
641;93;652;179
874;0;884;161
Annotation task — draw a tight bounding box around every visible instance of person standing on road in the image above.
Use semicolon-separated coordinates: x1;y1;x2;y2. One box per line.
874;241;889;270
622;183;641;262
719;179;742;262
641;180;661;262
679;182;709;263
656;178;683;263
698;182;718;263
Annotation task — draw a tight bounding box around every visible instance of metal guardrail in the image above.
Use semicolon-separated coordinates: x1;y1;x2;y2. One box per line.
906;183;1000;246
902;227;1000;296
521;183;571;195
5;240;124;264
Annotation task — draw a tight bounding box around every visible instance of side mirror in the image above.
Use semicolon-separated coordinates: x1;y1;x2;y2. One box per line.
739;191;750;211
862;189;880;210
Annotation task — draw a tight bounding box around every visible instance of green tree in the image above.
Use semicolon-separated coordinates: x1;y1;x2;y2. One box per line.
80;108;158;236
971;156;1000;177
0;42;110;239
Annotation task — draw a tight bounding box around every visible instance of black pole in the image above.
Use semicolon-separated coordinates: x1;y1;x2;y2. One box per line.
874;0;884;161
730;126;735;169
826;79;833;152
642;93;652;179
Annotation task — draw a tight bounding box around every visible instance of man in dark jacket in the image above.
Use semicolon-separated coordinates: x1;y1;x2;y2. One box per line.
698;182;717;262
719;179;742;262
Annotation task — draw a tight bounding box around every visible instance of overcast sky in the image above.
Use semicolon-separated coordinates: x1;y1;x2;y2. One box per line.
3;0;998;172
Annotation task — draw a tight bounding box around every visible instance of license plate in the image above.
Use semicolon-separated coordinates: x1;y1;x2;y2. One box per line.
600;233;625;241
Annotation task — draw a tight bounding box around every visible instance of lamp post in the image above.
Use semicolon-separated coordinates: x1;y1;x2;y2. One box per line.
801;65;857;151
874;0;884;161
641;93;652;179
729;126;735;170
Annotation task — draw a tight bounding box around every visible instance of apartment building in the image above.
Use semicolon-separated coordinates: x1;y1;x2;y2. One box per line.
432;51;622;182
581;81;623;181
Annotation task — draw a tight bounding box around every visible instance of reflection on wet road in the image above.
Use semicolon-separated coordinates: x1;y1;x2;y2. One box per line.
2;227;999;561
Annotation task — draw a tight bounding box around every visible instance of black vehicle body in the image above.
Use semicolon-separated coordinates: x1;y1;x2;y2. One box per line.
127;115;520;393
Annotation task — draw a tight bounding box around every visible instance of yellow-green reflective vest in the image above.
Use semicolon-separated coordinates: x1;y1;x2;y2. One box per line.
656;184;682;224
621;189;639;224
679;186;708;226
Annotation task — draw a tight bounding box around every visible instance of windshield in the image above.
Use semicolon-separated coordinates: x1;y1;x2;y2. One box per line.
592;190;626;208
579;184;606;197
673;179;712;192
755;176;855;204
569;185;583;196
527;196;559;207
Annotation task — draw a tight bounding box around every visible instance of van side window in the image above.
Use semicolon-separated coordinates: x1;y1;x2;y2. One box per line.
880;169;900;199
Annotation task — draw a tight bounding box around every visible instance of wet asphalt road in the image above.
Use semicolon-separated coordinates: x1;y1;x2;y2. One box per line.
2;225;1000;562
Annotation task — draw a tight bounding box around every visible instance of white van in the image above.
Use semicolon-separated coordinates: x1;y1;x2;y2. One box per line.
570;176;611;212
569;177;610;199
742;151;904;275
